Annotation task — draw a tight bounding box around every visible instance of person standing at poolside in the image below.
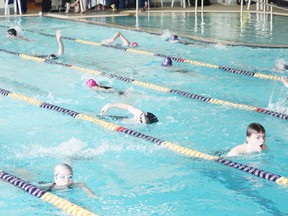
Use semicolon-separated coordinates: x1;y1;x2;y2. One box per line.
101;32;138;47
226;123;268;157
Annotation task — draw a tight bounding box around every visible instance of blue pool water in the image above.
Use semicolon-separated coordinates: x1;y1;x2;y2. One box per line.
88;12;288;46
0;15;287;215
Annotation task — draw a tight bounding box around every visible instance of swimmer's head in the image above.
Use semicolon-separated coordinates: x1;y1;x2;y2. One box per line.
162;57;172;67
47;54;57;60
86;79;98;88
274;58;287;71
53;163;73;187
140;112;158;124
171;35;178;41
7;28;17;37
130;42;138;47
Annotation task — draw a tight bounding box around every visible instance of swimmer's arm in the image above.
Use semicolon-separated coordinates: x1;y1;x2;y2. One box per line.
281;77;288;88
56;30;64;57
74;182;98;198
98;85;117;92
14;35;30;41
38;182;54;190
114;32;130;46
101;103;143;117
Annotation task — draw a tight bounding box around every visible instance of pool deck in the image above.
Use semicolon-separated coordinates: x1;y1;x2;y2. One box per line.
1;1;288;18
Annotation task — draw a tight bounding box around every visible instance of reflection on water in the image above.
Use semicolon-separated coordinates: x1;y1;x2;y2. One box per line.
88;12;288;46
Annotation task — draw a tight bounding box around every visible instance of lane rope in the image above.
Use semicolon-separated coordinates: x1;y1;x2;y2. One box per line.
0;170;98;216
1;87;287;187
0;25;280;82
0;48;287;121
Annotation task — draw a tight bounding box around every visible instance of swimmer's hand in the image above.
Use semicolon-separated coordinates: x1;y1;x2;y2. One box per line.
88;194;98;198
56;30;62;41
101;39;114;45
76;182;98;198
101;104;111;114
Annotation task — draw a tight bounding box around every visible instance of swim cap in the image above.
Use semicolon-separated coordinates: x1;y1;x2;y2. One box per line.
54;163;73;176
47;54;57;59
130;42;138;47
144;112;158;124
86;79;98;88
171;35;178;40
7;28;17;36
162;57;172;67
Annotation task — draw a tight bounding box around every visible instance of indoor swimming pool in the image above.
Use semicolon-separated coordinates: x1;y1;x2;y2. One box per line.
0;14;287;215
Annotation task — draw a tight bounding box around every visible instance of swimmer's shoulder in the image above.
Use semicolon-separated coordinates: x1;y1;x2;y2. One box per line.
38;182;55;191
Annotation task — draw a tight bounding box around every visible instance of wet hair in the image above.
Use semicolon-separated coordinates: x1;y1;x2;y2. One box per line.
54;163;73;176
7;28;17;36
47;54;57;59
144;112;158;124
246;123;265;137
171;35;178;40
162;57;173;67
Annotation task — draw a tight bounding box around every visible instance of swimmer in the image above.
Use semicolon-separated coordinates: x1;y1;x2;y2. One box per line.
6;28;29;41
162;57;173;67
281;77;288;88
86;79;125;95
101;32;138;47
101;103;158;124
161;29;193;45
40;163;97;198
161;29;176;42
226;123;268;157
273;58;288;72
36;30;64;60
161;57;191;73
170;34;179;43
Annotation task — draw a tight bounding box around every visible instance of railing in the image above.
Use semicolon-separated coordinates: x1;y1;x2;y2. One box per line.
4;0;22;15
238;0;288;28
244;0;288;16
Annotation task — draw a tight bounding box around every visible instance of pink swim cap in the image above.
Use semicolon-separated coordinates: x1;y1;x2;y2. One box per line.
130;42;138;47
86;79;98;88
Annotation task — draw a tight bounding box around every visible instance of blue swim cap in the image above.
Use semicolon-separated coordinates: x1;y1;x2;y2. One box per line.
162;57;172;67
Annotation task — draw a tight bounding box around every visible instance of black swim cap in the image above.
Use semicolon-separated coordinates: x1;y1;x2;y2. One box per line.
47;54;57;59
171;35;178;40
7;28;17;36
145;112;158;124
